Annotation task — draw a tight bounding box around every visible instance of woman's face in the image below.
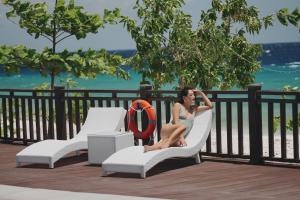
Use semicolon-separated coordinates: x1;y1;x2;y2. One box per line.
184;89;196;106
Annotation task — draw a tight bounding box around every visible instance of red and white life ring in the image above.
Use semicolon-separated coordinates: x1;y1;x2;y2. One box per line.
128;99;156;140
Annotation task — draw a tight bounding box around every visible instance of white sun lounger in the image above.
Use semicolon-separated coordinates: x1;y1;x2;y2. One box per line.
102;109;212;178
16;107;127;168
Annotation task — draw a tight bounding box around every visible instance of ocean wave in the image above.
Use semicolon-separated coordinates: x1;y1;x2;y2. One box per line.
288;61;300;65
264;49;271;54
288;64;300;69
268;63;300;69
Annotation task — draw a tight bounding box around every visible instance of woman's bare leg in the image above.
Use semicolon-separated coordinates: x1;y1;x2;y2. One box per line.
160;124;174;140
144;124;175;152
144;139;166;152
161;124;186;149
144;124;186;152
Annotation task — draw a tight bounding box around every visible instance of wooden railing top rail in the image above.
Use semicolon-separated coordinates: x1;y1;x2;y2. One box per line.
0;88;250;94
0;88;53;93
260;90;300;96
57;89;249;95
64;89;141;93
0;88;299;94
0;88;299;101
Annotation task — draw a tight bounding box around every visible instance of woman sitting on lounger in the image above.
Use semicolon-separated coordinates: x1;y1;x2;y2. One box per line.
144;87;213;152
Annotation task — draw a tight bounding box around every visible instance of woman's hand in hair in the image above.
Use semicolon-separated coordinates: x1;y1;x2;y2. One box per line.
193;88;213;109
192;88;203;96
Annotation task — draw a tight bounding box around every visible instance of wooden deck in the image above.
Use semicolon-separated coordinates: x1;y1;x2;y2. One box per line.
1;143;300;200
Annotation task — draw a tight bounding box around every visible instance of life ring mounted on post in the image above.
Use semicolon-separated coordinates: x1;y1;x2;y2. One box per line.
128;99;156;140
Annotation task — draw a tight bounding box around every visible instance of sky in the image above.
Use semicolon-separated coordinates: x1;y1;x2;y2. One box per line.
0;0;299;52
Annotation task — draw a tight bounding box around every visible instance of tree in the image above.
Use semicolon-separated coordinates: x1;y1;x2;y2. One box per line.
121;0;270;90
177;3;300;90
179;0;274;90
123;0;299;90
0;0;129;89
121;0;191;89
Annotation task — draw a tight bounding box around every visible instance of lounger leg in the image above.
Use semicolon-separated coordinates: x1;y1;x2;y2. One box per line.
141;172;146;179
75;150;80;156
102;170;107;177
194;153;201;164
49;163;54;169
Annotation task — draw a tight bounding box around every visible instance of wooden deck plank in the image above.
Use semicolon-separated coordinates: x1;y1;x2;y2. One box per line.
1;143;300;200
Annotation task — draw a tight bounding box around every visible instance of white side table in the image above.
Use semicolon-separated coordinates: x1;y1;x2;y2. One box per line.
88;131;134;164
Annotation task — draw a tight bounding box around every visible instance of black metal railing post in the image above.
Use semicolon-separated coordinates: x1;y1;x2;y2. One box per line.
248;83;263;164
54;86;66;140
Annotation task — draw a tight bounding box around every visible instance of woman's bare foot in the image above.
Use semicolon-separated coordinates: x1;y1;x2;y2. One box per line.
144;145;159;152
144;145;151;152
173;141;181;147
160;142;170;149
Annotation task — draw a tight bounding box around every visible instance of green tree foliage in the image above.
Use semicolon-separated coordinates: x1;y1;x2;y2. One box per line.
277;8;300;32
273;85;300;133
122;0;275;90
0;0;129;89
171;0;268;89
184;0;274;90
121;0;190;89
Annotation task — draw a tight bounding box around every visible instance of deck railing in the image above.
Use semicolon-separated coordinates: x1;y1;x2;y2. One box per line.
0;84;299;164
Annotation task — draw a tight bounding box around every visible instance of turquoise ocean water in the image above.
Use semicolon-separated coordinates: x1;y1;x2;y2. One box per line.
0;62;299;90
1;43;300;90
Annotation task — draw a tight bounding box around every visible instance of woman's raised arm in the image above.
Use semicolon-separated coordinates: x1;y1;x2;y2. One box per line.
193;89;213;112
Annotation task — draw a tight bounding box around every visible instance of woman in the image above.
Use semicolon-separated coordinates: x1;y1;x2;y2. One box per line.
144;87;213;152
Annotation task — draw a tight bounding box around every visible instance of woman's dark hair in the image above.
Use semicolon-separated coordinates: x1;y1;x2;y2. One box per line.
178;86;193;104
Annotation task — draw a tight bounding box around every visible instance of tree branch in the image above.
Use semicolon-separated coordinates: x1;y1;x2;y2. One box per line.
7;18;19;26
41;34;53;42
56;31;66;39
161;34;169;48
56;34;73;44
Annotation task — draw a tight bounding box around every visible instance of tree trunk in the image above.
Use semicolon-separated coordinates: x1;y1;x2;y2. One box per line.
51;71;55;90
224;17;231;37
50;0;58;90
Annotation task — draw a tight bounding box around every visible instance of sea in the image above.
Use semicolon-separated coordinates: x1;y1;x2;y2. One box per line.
0;42;300;90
